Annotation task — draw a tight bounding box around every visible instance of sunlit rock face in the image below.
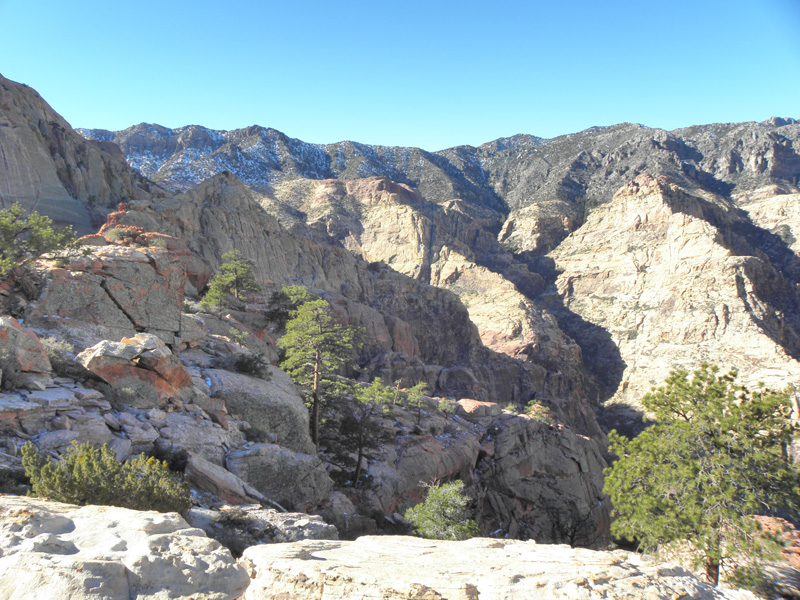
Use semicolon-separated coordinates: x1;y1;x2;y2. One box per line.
549;175;800;432
240;535;759;600
0;74;162;234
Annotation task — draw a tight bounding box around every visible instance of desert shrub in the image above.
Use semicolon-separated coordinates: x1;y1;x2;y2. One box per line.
147;237;168;249
233;352;271;379
404;480;479;541
105;226;138;243
21;441;191;514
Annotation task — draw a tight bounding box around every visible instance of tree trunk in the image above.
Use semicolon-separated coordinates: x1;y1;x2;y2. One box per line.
705;557;720;586
354;438;364;488
311;348;321;452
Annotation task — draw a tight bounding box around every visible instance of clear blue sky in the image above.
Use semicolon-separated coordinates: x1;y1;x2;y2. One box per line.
1;0;798;151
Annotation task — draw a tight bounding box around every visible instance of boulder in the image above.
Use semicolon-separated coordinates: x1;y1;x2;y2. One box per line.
76;333;192;409
184;452;268;505
0;495;249;600
455;398;502;423
154;412;245;466
186;505;337;558
241;535;757;600
225;443;333;512
0;317;52;389
205;367;315;454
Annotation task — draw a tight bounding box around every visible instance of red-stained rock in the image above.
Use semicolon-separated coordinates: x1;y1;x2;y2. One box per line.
26;246;186;346
77;233;110;247
0;317;51;375
76;334;192;409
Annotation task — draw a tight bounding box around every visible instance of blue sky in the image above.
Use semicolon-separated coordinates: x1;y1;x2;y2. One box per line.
1;0;798;151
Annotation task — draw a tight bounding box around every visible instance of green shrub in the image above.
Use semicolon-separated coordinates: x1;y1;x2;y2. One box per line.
404;480;479;541
21;441;191;514
233;352;271;379
0;203;77;278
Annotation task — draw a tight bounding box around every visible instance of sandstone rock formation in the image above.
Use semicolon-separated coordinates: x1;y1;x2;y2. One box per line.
549;174;800;431
0;74;161;235
76;333;193;408
0;495;250;600
241;535;757;600
105;174;605;440
25;244;186;347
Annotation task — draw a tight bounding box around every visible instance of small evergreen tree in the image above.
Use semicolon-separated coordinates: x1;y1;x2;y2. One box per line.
0;203;77;279
604;364;800;586
265;285;315;333
404;480;480;541
278;289;362;451
343;378;394;487
201;250;259;309
21;442;191;514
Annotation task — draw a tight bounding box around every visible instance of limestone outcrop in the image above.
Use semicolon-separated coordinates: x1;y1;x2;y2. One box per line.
0;495;250;600
240;535;757;600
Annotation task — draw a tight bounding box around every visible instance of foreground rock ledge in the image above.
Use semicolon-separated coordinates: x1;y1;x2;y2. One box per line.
0;495;249;600
241;536;756;600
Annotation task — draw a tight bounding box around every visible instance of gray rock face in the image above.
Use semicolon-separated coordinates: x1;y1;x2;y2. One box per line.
204;367;314;454
25;245;186;348
241;535;757;600
186;504;337;557
225;443;333;512
0;74;161;234
0;495;250;600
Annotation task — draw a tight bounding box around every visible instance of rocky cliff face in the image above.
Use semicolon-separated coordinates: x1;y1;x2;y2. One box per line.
549;174;800;432
0;74;161;234
3;73;800;558
106;174;603;439
86;112;800;425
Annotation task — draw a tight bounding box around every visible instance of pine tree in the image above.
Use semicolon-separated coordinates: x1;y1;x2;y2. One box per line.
604;363;800;586
277;291;361;451
201;250;259;309
344;378;394;487
0;203;77;278
404;480;480;541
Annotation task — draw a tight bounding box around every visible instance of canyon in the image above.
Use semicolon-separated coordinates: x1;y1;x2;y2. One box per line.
1;71;799;597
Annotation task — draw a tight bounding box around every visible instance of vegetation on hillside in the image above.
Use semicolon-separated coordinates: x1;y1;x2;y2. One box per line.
201;249;259;309
276;287;362;451
404;480;479;541
0;203;77;279
21;441;191;514
604;364;800;587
